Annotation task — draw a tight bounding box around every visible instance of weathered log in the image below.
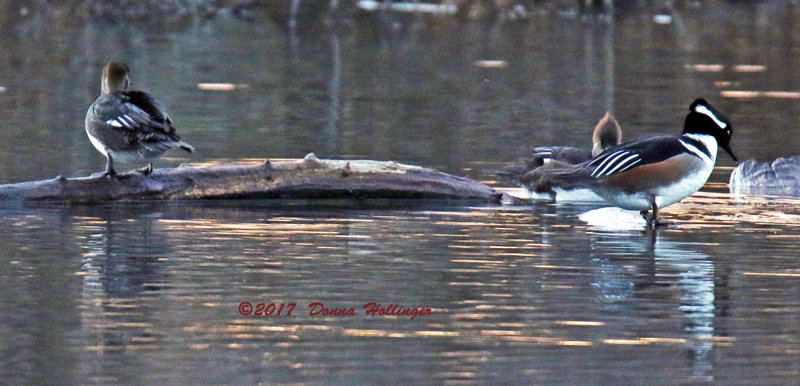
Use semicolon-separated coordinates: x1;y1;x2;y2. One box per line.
0;153;499;204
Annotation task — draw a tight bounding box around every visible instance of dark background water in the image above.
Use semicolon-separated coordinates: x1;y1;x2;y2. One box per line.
1;1;799;384
3;1;800;182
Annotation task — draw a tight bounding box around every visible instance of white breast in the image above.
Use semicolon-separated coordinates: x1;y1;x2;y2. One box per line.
86;130;108;156
653;134;719;208
596;134;720;211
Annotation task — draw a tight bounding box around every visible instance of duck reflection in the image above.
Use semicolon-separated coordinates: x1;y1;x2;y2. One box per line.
76;206;172;356
588;230;718;381
653;237;715;381
81;209;170;298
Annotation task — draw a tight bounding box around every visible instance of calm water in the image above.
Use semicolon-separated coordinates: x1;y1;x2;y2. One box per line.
1;2;800;384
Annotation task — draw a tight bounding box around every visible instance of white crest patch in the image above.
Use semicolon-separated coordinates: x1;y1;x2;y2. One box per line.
694;104;727;129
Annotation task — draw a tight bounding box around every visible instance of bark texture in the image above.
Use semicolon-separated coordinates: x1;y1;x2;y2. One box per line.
0;154;499;204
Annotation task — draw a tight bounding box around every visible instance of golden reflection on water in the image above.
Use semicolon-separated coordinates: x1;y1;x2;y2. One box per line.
554;321;605;326
3;0;800;381
742;272;800;278
49;183;800;383
642;191;800;229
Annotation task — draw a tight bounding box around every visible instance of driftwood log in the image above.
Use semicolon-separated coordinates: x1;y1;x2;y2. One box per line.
0;153;500;204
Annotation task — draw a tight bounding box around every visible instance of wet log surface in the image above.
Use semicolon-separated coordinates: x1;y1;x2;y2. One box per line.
0;154;500;204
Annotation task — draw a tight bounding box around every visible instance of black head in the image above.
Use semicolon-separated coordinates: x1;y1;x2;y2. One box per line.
684;98;737;162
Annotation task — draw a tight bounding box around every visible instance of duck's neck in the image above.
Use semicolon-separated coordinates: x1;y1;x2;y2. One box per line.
680;133;718;164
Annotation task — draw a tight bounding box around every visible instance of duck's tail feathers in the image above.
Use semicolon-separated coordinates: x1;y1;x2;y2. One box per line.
486;154;549;182
176;141;194;153
493;148;561;178
533;146;593;165
520;164;594;194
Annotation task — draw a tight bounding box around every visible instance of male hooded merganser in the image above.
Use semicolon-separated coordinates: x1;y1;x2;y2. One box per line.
85;61;193;177
523;99;737;228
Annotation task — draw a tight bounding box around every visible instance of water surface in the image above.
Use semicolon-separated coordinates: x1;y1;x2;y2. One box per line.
1;2;800;384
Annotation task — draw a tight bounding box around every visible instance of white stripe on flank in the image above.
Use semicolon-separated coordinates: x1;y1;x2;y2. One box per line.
593;151;630;177
615;158;641;173
590;152;615;176
106;119;123;128
590;150;625;176
602;153;640;176
694;104;727;128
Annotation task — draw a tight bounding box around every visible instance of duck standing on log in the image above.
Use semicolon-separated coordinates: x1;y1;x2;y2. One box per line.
85;61;193;177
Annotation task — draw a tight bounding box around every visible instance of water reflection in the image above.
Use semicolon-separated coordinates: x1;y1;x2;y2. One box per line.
7;0;789;183
658;241;716;381
1;198;799;383
3;1;800;383
0;210;82;385
587;231;717;381
81;215;171;298
74;209;172;386
323;31;342;155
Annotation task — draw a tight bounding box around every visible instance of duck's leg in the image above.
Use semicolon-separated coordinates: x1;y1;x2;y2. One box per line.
136;163;153;175
102;154;117;178
546;188;556;203
647;194;659;229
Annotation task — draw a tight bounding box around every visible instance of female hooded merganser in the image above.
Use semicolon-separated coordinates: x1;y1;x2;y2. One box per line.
523;99;737;228
500;112;622;202
85;61;193;177
530;112;623;167
502;112;623;177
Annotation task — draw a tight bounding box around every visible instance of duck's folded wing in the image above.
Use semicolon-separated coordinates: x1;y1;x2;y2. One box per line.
584;136;689;178
522;136;690;193
97;93;180;145
124;91;173;130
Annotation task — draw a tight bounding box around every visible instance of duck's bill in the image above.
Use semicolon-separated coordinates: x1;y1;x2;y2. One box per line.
721;143;738;162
